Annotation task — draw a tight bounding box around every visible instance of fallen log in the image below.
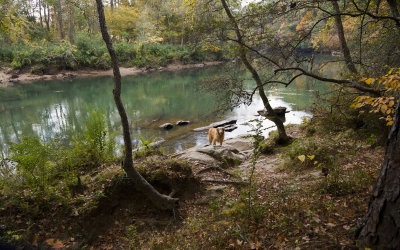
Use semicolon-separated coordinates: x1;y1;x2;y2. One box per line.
193;119;237;132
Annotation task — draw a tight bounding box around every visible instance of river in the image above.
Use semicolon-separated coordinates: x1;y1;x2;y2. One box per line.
0;62;333;155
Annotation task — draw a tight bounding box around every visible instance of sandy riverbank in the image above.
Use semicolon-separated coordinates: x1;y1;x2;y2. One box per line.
0;61;221;88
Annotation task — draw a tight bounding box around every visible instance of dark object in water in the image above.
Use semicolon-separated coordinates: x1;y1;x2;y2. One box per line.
160;123;174;130
176;120;190;126
193;119;237;132
257;107;289;116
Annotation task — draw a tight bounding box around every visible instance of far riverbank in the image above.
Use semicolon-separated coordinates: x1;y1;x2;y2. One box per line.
0;61;221;88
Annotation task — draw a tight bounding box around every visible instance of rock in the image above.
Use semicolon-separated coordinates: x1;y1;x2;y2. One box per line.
176;120;190;126
224;137;253;151
11;74;19;79
193;119;237;131
178;149;219;165
176;136;251;166
9;79;20;83
159;123;173;130
196;145;245;166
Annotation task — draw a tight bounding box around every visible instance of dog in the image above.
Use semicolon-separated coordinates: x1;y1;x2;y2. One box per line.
208;127;225;146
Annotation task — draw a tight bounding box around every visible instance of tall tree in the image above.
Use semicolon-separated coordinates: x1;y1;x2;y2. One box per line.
94;0;179;210
331;1;358;75
356;98;400;248
57;0;65;39
220;0;289;144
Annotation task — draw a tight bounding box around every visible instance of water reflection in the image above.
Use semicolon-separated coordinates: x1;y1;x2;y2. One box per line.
0;62;332;155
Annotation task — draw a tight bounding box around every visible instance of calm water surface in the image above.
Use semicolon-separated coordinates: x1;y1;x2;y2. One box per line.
0;63;332;155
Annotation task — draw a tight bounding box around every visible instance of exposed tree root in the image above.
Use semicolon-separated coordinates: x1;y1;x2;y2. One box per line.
201;179;249;185
196;166;237;178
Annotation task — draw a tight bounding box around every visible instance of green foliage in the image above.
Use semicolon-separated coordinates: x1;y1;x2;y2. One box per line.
8;136;57;195
317;165;373;197
0;41;12;62
1;32;222;70
134;135;164;158
0;108;117;207
69;108;117;169
124;224;139;249
74;32;110;69
10;40;78;70
283;138;332;170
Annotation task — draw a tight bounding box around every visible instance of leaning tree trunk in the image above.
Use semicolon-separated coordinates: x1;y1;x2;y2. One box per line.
220;0;289;144
95;0;178;210
356;98;400;248
332;1;358;75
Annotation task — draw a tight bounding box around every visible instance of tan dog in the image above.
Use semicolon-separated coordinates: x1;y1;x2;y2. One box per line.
208;127;225;146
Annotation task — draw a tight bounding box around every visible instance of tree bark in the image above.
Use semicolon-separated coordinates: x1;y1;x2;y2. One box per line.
38;0;43;28
57;0;65;39
68;2;75;43
94;0;178;210
332;1;358;75
220;0;289;144
386;0;400;34
44;4;50;32
356;98;400;248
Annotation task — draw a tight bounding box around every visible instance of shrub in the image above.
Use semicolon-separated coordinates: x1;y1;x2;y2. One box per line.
283;138;333;170
0;42;13;63
134;135;164;158
7;136;58;196
10;41;78;70
69;108;117;169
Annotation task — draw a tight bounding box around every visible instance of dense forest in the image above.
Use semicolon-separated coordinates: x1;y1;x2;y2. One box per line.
1;0;400;249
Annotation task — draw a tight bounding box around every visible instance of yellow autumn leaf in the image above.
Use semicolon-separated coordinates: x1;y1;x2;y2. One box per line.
307;155;315;160
365;78;375;85
387;121;394;126
298;155;306;162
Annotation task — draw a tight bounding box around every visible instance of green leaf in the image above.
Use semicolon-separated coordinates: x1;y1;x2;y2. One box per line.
298;155;306;162
307;155;315;160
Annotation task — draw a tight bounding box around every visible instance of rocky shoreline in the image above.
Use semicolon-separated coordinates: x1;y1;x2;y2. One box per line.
0;61;221;88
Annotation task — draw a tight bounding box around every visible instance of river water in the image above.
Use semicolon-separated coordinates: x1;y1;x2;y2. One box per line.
0;63;332;155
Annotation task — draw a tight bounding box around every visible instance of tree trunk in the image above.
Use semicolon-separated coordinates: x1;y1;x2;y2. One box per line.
386;0;400;33
356;98;400;248
332;1;358;75
94;0;178;210
111;0;114;11
44;4;50;32
57;0;65;39
220;0;289;144
68;2;75;43
39;0;43;28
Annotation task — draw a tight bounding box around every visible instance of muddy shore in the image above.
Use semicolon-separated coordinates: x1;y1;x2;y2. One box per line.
0;61;221;88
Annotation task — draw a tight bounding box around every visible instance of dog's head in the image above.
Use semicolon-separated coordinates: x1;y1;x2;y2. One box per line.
217;127;225;135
